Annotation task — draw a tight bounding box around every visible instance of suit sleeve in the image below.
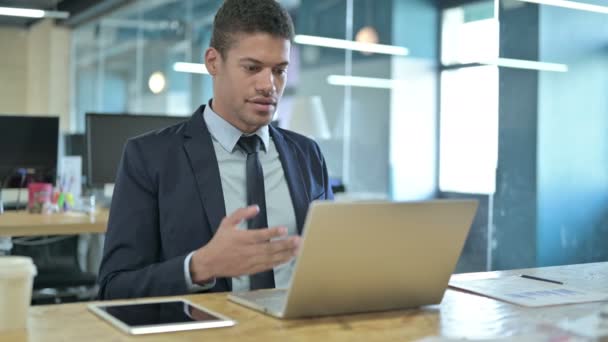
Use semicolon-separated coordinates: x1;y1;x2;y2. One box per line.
314;141;334;201
97;139;189;299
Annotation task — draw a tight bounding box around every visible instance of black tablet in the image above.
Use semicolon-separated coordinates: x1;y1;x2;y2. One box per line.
88;298;236;335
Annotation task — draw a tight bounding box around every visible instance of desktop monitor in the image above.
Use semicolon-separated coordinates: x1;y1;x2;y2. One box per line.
85;113;187;187
64;133;86;157
0;115;59;188
64;133;87;181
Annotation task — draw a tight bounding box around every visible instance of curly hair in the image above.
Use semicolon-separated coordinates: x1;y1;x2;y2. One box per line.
210;0;295;58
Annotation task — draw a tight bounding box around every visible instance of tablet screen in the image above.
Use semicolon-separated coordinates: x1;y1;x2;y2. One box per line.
98;300;221;326
90;299;237;335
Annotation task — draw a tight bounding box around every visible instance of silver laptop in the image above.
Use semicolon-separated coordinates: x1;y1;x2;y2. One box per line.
228;199;478;319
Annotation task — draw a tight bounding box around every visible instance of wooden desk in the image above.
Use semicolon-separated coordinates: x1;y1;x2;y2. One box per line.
0;209;109;237
3;262;607;341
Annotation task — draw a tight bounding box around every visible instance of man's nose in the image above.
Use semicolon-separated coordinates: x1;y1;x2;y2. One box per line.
256;68;275;95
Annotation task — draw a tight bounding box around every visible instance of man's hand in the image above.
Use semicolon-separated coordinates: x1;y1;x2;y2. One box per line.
189;205;301;284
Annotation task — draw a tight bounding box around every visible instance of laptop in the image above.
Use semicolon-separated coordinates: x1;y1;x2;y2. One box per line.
228;199;478;319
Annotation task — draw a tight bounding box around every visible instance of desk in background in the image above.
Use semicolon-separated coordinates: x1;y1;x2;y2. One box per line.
0;210;109;237
0;209;109;286
2;262;606;341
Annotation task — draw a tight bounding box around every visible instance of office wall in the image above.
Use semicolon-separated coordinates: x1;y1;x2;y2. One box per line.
0;27;28;113
27;19;71;131
492;2;608;269
0;20;71;131
493;3;539;270
537;7;608;265
26;20;52;115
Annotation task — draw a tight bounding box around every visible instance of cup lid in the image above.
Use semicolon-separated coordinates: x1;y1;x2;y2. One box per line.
0;256;37;278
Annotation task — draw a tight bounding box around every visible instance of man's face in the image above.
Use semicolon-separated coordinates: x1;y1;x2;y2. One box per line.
205;32;290;133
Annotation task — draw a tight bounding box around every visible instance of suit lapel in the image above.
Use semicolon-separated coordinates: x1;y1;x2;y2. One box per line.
270;126;309;234
183;106;232;291
182;105;226;236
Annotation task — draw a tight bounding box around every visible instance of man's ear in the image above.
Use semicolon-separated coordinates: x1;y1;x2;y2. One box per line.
204;47;220;76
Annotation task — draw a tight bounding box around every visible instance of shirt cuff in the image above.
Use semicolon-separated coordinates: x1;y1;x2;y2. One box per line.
184;251;216;292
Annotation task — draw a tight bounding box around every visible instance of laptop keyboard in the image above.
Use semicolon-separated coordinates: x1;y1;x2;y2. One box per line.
240;289;288;312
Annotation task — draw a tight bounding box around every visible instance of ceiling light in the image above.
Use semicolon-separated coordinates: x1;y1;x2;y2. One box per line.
355;27;379;45
479;58;568;72
173;62;209;74
148;71;166;94
355;26;380;56
517;0;608;14
0;6;69;19
295;34;408;56
327;75;406;89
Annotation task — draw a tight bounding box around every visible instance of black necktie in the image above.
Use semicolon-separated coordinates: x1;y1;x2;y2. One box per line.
237;135;276;290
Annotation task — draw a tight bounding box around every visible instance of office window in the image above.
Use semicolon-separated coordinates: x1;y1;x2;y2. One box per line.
439;65;498;194
439;1;498;194
441;2;497;65
71;0;439;200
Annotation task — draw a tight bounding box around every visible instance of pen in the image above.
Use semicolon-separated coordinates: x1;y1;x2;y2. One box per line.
520;274;563;285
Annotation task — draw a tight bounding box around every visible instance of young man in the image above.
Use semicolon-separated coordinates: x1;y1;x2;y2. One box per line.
98;0;333;299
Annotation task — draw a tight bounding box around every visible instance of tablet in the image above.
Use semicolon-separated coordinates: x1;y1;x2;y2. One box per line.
88;298;236;335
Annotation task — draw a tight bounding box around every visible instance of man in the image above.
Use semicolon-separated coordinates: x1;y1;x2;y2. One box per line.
98;0;333;299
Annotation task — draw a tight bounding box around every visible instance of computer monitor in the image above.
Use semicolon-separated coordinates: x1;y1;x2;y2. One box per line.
64;133;85;157
85;113;187;187
0;115;59;188
64;133;87;186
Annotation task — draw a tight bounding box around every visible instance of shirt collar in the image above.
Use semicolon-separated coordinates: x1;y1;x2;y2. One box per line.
203;100;270;153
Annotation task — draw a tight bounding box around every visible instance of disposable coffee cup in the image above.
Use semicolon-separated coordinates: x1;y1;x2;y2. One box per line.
0;257;37;331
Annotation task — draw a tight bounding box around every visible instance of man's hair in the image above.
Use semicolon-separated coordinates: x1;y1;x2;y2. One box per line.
210;0;295;58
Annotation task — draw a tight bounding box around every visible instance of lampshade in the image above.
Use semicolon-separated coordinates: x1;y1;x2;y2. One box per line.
287;96;331;140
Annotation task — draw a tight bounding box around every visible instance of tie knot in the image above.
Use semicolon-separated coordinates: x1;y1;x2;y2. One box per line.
238;135;261;155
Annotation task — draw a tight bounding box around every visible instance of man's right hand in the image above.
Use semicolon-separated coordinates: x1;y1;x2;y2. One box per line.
189;205;301;284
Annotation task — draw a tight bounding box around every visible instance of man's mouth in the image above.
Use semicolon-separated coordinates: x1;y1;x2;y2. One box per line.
248;97;277;112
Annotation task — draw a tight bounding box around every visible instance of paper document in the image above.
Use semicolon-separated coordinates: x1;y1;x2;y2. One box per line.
449;275;608;307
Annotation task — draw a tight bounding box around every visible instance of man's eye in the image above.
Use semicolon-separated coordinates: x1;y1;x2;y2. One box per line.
274;68;287;75
244;65;260;72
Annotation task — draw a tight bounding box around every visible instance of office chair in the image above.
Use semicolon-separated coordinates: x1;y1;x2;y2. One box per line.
11;235;97;305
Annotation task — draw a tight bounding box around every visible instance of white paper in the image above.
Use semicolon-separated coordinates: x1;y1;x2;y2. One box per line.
58;156;82;198
449;275;608;307
103;183;114;198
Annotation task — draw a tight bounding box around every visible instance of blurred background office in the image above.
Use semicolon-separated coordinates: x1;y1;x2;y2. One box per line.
0;0;606;302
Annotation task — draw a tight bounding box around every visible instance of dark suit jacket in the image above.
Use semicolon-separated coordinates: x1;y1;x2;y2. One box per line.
98;105;334;300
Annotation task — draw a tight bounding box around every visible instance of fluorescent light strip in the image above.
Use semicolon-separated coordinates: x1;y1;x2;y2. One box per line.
295;35;409;56
480;58;568;72
0;6;69;19
0;6;44;18
517;0;608;14
327;75;405;89
173;62;209;74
